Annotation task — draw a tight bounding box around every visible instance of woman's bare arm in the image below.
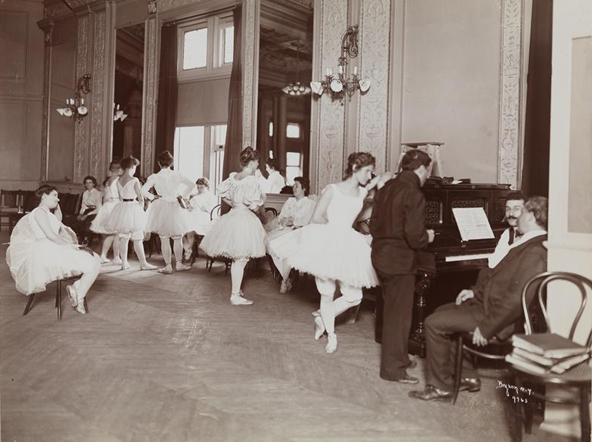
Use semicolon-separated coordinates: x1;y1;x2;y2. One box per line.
311;186;333;224
34;209;70;245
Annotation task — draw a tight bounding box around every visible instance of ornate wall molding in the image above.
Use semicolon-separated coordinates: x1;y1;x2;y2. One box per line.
90;11;106;181
498;0;525;188
315;0;347;191
74;15;90;183
357;0;390;172
242;0;257;147
141;16;159;175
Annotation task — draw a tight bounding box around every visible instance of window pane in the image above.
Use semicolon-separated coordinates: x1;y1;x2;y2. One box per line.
286;166;301;186
286;123;300;139
183;28;208;70
224;26;234;64
174;126;205;182
287;152;301;166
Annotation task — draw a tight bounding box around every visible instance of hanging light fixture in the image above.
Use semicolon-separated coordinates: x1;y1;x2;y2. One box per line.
113;103;128;122
56;74;91;123
282;44;311;96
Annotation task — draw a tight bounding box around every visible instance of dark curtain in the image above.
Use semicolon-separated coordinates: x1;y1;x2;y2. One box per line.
221;6;243;213
521;0;553;197
155;24;179;172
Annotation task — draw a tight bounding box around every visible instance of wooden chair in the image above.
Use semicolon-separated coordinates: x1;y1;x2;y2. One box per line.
204;204;231;275
23;276;87;320
509;272;592;442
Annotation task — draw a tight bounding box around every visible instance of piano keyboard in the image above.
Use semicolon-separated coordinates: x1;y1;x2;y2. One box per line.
445;253;492;263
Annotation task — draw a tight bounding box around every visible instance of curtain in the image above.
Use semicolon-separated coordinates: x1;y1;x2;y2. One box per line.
155;23;179;172
221;6;243;213
521;0;553;197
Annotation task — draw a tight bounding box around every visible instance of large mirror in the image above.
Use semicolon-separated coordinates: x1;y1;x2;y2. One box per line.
257;0;314;189
112;23;145;168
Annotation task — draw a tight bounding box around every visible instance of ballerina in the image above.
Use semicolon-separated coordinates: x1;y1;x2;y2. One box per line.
91;160;123;264
142;150;196;274
200;146;267;306
268;152;381;353
265;177;316;293
183;177;218;262
6;185;101;314
106;156;157;271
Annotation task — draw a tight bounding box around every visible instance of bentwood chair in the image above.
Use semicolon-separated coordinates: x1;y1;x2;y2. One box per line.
509;272;592;442
204;204;231;275
23;276;87;320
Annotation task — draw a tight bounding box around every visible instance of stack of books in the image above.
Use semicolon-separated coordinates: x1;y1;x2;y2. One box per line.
505;333;590;375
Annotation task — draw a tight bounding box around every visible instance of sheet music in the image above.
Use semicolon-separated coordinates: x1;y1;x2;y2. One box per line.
452;207;495;241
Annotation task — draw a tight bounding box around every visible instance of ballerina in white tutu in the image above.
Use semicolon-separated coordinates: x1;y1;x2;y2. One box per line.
141;151;196;274
200;146;267;306
91;160;122;264
268;152;382;353
183;177;218;262
106;156;157;271
266;177;315;294
6;185;101;314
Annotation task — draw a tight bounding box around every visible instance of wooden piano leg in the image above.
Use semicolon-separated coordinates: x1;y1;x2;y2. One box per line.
408;272;432;358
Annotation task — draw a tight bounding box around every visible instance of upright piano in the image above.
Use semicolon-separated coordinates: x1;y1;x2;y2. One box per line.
408;183;512;357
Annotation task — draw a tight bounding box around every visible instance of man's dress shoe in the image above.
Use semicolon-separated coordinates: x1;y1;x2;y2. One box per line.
408;385;453;402
459;378;481;392
394;374;420;385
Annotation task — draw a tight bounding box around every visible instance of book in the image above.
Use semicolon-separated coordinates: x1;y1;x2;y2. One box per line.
451;207;495;242
506;353;549;375
550;353;590;374
512;333;587;359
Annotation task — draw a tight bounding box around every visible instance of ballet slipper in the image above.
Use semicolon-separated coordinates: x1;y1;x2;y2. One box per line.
175;263;191;272
158;266;173;274
121;262;130;270
140;263;158;270
314;315;326;340
325;333;337;354
66;285;78;307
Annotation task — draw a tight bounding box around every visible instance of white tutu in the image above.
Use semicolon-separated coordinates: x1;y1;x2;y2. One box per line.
188;208;213;236
145;199;194;237
6;213;100;295
200;207;266;259
90;200;118;234
268;223;379;288
106;201;147;234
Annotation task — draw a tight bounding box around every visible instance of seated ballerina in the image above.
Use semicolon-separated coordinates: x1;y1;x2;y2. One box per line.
6;185;102;315
183;177;218;262
266;177;316;293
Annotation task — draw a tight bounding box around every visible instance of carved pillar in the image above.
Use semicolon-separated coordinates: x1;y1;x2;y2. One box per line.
314;0;347;192
39;22;53;182
89;10;107;181
357;0;391;172
74;15;90;183
498;0;526;188
242;0;259;148
142;12;159;176
277;94;288;172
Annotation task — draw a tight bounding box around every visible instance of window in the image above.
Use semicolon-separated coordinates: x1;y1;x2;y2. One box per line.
286;123;301;139
210;125;227;192
286;152;302;185
178;14;233;80
174;126;205;182
182;27;208;70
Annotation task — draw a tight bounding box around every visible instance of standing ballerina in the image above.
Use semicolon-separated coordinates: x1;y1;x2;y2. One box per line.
142;151;196;274
268;152;381;353
91;160;123;264
106;156;157;271
200;146;267;306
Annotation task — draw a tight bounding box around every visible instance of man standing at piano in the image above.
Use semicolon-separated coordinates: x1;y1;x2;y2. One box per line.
370;149;435;384
409;196;548;401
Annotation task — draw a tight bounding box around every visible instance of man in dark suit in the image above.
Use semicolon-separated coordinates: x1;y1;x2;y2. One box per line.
409;196;548;401
370;150;435;384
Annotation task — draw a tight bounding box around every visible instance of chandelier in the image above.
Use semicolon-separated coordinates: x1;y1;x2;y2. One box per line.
282;44;311;96
310;25;371;102
56;74;92;123
113;104;128;122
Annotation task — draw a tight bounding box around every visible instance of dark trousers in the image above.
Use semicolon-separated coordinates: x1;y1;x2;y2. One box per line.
425;303;481;390
377;271;416;381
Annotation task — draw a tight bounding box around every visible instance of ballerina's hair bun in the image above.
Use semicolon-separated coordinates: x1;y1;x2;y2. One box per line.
157;150;174;167
120;155;140;170
344;152;376;178
239;146;259;167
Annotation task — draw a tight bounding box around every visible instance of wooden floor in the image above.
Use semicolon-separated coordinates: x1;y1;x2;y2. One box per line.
0;233;578;442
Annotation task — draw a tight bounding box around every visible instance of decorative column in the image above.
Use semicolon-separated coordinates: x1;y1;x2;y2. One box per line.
357;0;391;172
314;0;348;191
74;15;90;183
277;94;288;172
498;0;526;188
142;4;159;176
242;0;259;148
39;22;53;182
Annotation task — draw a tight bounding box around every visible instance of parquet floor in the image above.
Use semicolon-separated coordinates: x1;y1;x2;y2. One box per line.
0;234;577;442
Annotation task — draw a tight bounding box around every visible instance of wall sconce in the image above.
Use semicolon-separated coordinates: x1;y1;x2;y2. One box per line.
310;25;371;102
113;104;128;122
56;74;91;123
